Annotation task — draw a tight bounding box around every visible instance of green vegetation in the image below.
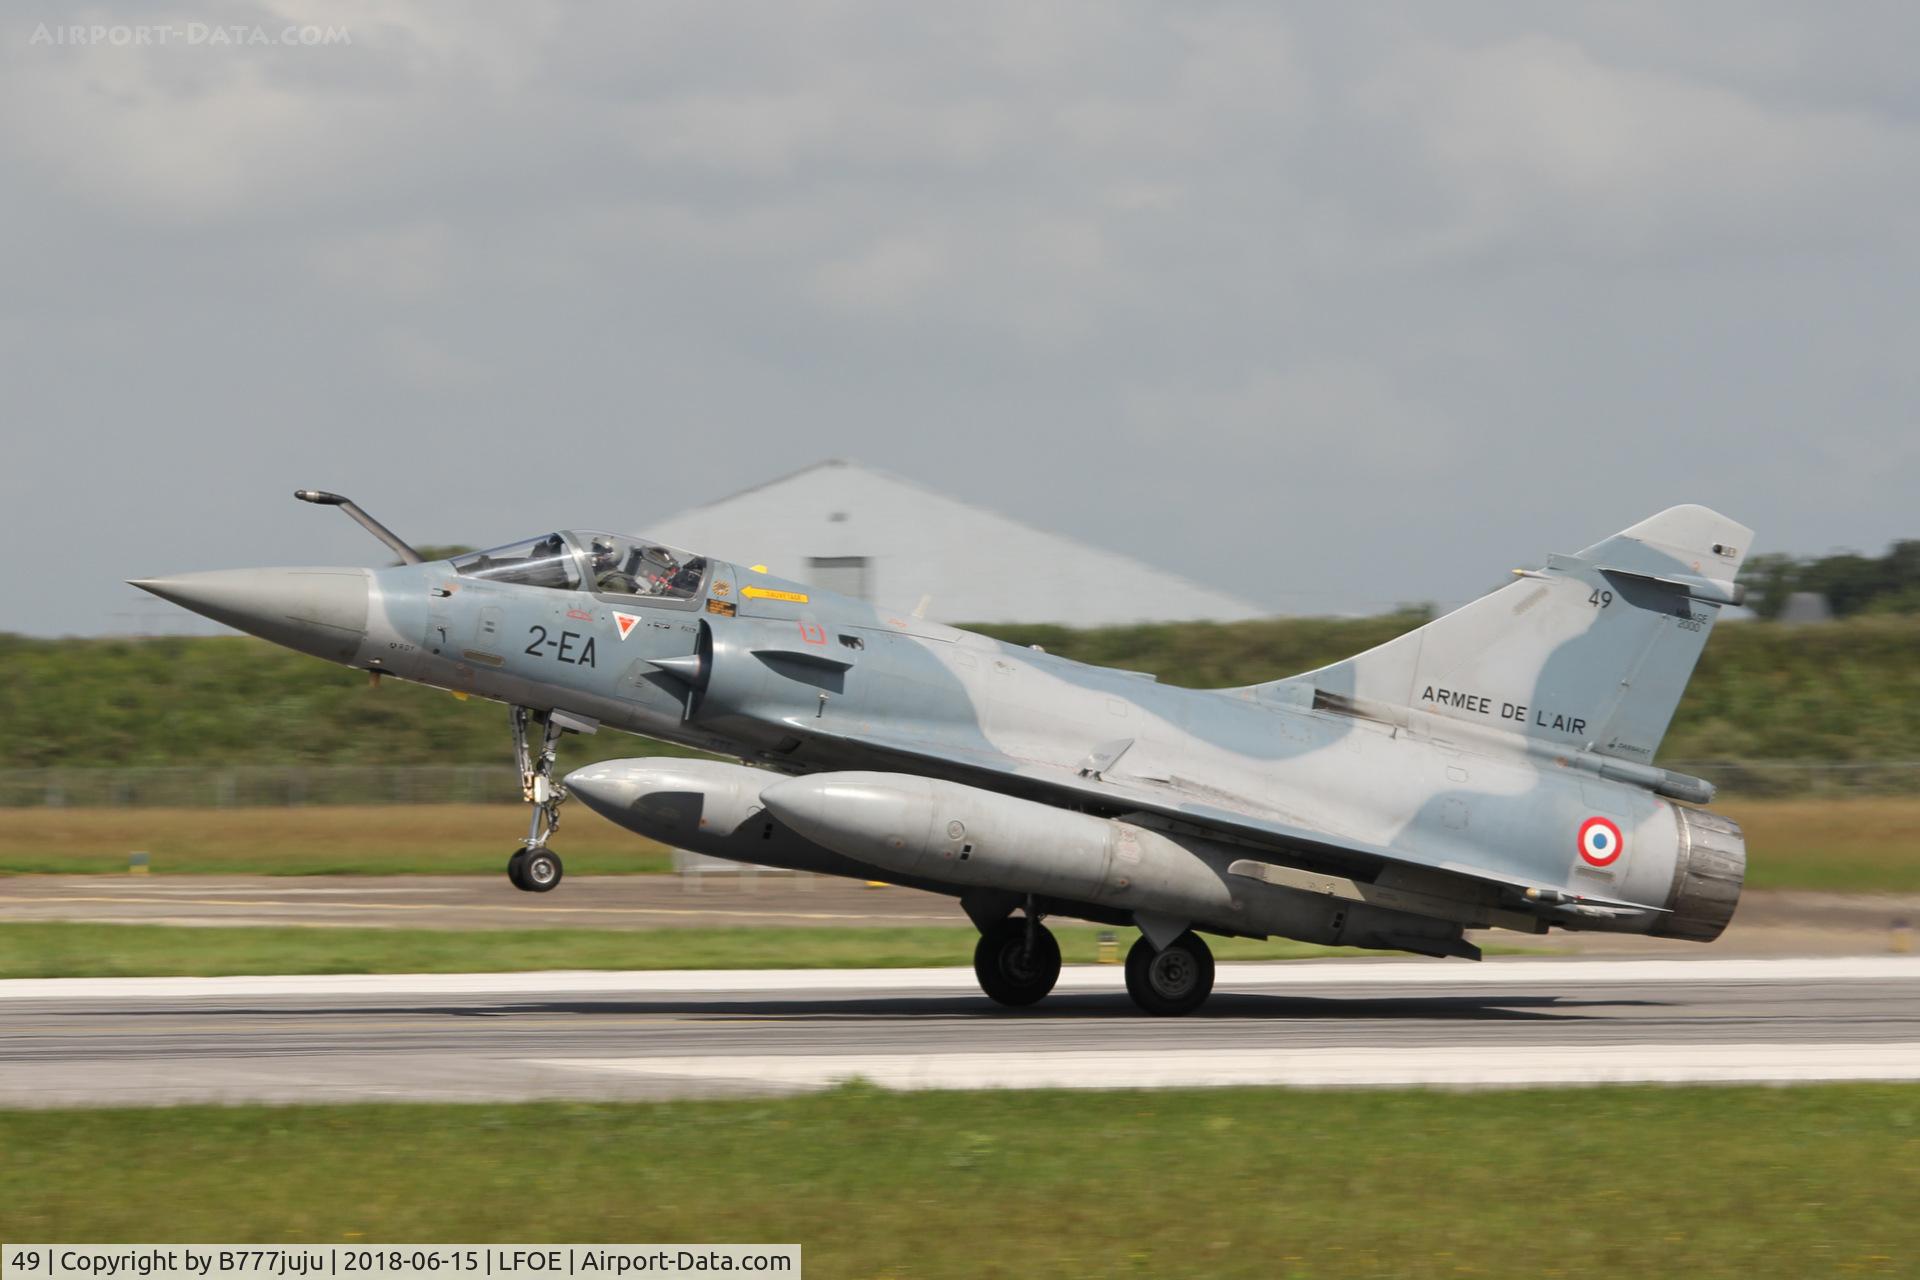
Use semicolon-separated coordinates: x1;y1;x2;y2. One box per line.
992;613;1920;766
0;922;1374;978
9;614;1920;775
1744;538;1920;617
0;631;691;775
5;796;1914;888
0;805;674;875
5;1086;1917;1277
1736;797;1920;892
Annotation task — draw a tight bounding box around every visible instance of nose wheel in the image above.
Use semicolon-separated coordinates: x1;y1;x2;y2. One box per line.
507;706;570;894
507;847;563;893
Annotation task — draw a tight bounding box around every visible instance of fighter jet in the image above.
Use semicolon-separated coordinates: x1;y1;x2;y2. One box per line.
134;492;1750;1014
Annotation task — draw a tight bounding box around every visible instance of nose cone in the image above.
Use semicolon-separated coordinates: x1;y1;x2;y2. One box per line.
130;568;370;662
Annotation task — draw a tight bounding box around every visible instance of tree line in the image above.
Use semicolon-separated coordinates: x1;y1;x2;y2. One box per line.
7;611;1920;770
1744;541;1920;618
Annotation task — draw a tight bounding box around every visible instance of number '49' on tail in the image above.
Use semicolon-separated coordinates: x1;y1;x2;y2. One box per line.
1240;505;1752;764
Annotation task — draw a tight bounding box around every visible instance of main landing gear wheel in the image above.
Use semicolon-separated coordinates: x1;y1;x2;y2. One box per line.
1125;931;1215;1016
973;916;1061;1007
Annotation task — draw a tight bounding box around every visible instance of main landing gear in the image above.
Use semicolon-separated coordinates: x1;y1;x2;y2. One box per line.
973;912;1061;1007
969;907;1219;1014
506;706;567;893
1124;930;1215;1016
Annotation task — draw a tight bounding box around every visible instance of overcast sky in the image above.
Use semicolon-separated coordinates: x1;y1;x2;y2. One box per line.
4;2;1916;635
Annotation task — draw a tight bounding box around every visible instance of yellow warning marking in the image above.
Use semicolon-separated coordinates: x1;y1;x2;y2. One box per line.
740;585;808;603
749;564;768;574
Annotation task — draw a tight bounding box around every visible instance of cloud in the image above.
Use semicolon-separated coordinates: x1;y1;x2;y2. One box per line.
812;229;951;313
307;224;455;303
1124;359;1460;473
3;3;1919;632
373;324;488;392
1353;32;1920;260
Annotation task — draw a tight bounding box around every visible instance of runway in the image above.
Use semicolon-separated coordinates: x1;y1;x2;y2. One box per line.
3;957;1918;1107
4;875;1915;955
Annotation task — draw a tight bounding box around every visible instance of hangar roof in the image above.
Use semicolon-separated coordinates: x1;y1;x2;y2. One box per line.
644;460;1267;626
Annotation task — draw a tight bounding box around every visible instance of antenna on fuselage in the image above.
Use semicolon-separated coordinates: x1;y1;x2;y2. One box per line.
294;489;425;565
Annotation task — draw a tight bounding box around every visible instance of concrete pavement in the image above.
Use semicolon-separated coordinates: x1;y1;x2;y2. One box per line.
3;956;1916;1107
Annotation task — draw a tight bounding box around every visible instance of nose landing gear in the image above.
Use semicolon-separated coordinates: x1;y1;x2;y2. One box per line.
508;846;563;892
507;706;571;893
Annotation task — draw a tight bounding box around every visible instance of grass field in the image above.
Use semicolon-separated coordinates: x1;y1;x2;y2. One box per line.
0;921;1391;978
7;796;1919;890
1735;796;1920;891
4;1085;1916;1277
4;805;675;875
15;615;1920;768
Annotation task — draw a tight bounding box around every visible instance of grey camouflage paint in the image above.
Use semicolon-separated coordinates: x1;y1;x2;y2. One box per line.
134;505;1753;956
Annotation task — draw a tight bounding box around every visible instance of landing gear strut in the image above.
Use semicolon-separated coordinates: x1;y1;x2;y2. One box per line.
1125;931;1215;1016
506;706;567;893
973;911;1061;1007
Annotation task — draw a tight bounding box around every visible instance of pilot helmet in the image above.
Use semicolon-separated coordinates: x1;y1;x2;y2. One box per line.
590;536;619;571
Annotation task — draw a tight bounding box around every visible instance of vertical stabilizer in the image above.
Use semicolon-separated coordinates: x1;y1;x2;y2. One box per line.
1238;506;1752;763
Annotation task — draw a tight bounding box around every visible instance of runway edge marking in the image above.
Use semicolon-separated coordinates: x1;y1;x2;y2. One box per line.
4;956;1919;1001
528;1042;1920;1092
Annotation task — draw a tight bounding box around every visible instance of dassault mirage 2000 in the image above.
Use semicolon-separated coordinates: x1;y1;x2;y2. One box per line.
134;492;1750;1014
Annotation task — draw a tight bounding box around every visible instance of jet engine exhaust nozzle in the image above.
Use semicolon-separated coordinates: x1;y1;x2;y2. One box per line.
1653;806;1746;942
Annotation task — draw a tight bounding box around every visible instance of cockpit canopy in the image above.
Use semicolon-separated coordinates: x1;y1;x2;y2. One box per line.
451;534;580;590
577;531;707;600
450;531;708;602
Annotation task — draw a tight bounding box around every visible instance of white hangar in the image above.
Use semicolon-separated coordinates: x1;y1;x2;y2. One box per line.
645;460;1267;627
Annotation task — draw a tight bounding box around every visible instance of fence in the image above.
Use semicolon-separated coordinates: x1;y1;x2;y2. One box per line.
3;760;1919;808
1663;761;1920;798
0;766;522;808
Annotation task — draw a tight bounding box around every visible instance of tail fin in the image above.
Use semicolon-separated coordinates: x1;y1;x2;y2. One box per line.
1244;505;1752;763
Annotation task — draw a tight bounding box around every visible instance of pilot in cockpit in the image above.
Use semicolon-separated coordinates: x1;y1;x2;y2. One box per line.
587;536;630;594
587;534;703;598
636;546;685;596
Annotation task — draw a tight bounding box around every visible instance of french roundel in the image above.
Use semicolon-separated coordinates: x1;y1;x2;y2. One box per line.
1577;816;1624;867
